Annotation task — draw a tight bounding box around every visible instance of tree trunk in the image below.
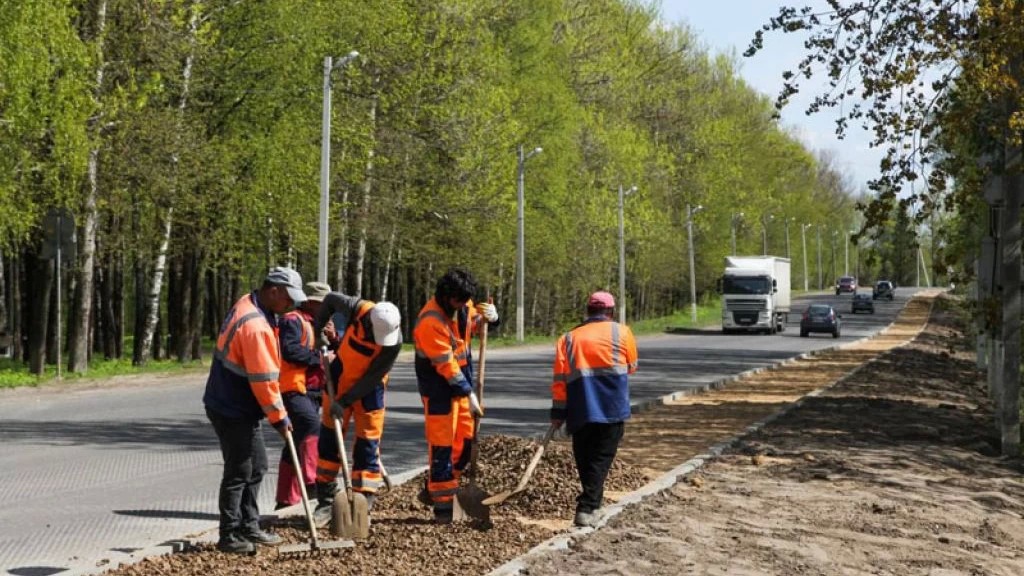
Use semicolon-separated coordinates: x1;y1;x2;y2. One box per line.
333;146;350;293
137;209;172;364
68;0;108;374
12;254;23;361
353;95;377;298
0;253;7;335
137;2;199;363
27;255;54;375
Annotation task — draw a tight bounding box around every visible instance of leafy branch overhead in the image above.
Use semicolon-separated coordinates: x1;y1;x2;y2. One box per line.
746;0;1023;232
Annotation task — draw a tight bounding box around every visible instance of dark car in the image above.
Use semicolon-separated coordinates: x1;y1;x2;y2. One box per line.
800;303;842;338
873;280;894;300
851;293;874;314
835;276;857;295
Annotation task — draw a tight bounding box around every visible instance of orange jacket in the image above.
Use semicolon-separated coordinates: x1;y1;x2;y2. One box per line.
551;317;637;433
337;300;393;395
413;297;482;397
203;291;289;429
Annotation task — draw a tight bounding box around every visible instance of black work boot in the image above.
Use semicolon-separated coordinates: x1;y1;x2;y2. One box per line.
314;481;337;528
216;533;255;555
241;527;283;546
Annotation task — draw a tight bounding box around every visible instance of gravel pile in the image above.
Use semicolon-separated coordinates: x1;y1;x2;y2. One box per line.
99;434;650;576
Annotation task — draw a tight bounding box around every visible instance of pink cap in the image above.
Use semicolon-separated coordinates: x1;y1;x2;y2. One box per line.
587;291;615;308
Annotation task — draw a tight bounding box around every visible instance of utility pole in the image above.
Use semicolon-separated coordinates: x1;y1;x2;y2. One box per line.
687;204;703;324
801;224;810;292
816;225;823;290
617;185;637;325
516;144;542;341
317;51;359;283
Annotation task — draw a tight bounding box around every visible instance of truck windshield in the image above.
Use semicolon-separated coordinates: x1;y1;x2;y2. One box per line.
723;276;771;295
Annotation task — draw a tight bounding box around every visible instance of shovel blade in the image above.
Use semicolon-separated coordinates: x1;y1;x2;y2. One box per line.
330;493;371;539
481;489;514;506
452;484;491;522
350;492;371;539
330;495;354;538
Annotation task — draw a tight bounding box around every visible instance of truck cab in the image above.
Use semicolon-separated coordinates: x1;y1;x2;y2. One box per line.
720;256;791;335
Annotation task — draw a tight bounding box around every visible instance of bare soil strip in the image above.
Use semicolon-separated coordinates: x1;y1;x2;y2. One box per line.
517;293;1024;576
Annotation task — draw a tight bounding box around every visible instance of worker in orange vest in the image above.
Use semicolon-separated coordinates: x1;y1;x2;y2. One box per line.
551;290;638;528
274;281;332;510
413;267;498;524
203;267;304;555
311;292;402;526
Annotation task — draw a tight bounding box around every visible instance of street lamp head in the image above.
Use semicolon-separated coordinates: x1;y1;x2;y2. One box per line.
333;51;360;70
693;204;704;214
523;146;543;161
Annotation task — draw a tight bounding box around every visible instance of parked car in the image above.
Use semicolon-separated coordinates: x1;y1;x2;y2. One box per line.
851;293;875;314
873;280;894;300
800;303;842;338
835;276;857;295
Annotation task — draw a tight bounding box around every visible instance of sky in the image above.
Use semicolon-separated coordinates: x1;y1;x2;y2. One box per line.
657;0;883;193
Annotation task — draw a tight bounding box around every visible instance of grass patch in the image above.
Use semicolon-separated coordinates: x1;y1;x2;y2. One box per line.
0;356;208;389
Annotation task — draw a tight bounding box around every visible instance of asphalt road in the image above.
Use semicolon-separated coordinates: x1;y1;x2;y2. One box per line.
0;288;913;576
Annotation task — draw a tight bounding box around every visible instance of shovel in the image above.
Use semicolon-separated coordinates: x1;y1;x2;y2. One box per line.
324;358;371;539
482;422;559;506
453;317;491;523
277;429;353;558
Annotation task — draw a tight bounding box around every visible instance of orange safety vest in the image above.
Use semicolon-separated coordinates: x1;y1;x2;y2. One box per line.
337;301;390;396
278;309;316;394
413;297;481;391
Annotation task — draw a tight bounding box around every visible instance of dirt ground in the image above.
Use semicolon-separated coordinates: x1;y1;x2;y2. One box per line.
520;293;1024;576
98;291;1024;575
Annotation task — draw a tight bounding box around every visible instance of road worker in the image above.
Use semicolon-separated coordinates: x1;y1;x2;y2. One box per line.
311;292;402;526
274;281;332;511
413;267;499;524
550;290;638;528
202;267;304;555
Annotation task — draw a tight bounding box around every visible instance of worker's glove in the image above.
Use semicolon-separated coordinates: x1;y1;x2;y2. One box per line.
476;302;499;323
330;400;345;421
468;392;484;417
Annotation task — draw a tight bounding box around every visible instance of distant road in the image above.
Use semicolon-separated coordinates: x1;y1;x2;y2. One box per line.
0;288;913;576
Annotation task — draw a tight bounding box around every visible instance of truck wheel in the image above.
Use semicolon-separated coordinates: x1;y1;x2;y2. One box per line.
800;330;808;338
832;329;840;338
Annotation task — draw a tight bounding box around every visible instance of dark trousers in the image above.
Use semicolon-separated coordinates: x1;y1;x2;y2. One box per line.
206;408;268;538
571;421;624;514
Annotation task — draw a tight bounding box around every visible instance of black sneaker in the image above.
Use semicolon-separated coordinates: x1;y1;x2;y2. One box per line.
433;508;453;524
216;534;256;555
416;486;432;507
241;528;283;546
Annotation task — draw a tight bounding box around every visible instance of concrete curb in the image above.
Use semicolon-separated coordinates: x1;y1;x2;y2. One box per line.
487;296;934;576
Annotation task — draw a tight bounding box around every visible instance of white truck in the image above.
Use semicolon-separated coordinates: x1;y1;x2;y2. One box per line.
720;256;791;334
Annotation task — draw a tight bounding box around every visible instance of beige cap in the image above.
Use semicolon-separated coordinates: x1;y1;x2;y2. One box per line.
304;281;331;302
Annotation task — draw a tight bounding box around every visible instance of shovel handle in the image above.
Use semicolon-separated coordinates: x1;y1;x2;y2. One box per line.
512;423;558;492
323;348;356;497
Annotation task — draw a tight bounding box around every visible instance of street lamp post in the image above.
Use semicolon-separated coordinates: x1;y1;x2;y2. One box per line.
784;217;793;259
761;214;774;255
516;144;542;342
617;185;637;325
731;212;744;255
816;225;823;290
687;204;704;324
318;50;359;282
844;230;850;275
801;223;811;292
